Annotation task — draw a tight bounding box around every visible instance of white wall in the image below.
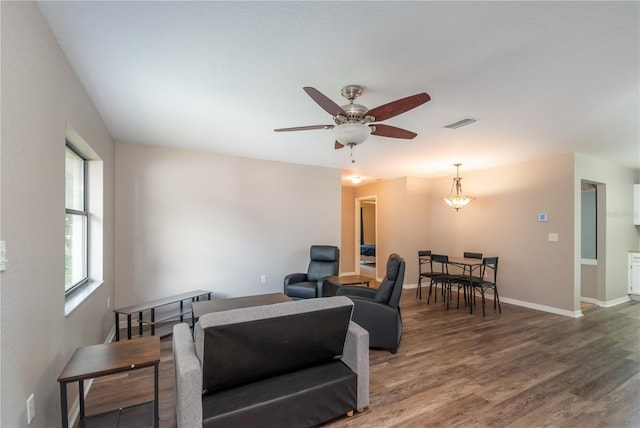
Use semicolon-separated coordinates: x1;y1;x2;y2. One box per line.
1;2;115;426
114;143;341;307
574;153;640;306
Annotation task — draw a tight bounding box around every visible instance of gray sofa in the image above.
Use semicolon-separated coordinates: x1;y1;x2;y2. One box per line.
173;296;369;428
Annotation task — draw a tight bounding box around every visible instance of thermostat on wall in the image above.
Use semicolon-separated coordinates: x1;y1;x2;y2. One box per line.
538;213;548;222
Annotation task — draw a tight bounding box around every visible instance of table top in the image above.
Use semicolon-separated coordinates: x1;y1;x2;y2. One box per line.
114;289;211;314
192;292;292;319
325;275;374;285
447;256;485;266
58;336;160;383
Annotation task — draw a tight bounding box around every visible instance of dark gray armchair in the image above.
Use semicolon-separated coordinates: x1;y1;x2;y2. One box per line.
336;253;405;353
284;245;340;299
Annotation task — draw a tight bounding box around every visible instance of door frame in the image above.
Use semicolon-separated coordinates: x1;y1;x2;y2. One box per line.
355;195;377;276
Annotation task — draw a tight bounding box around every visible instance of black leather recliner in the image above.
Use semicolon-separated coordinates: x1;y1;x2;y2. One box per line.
284;245;340;299
336;253;405;353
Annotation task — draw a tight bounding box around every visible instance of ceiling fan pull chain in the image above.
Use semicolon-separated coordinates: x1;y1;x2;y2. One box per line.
349;143;356;163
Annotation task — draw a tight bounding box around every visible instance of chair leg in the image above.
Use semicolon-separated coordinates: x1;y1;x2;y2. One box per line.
494;286;502;313
429;280;438;304
469;286;477;314
416;277;422;299
446;282;449;310
481;287;486;316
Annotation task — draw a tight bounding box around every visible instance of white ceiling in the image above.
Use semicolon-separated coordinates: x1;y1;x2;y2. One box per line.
38;1;639;184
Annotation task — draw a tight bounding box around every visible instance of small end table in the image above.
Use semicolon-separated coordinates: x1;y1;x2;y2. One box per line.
58;336;160;428
323;275;374;296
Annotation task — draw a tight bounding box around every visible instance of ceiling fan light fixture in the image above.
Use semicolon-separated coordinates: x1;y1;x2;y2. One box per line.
351;176;362;184
334;123;371;145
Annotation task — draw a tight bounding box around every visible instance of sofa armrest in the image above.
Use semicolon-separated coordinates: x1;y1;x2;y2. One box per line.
173;323;203;428
341;321;369;410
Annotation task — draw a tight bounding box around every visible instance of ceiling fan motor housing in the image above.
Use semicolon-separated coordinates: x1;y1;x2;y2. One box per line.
335;103;370;124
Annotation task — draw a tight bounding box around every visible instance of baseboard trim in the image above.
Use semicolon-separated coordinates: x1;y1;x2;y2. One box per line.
67;325;116;427
597;295;632;307
499;297;582;318
403;283;583;318
581;295;632;307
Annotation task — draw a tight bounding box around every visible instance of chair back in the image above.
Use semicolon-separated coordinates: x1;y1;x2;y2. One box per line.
463;252;483;259
307;245;340;281
431;254;449;274
480;257;499;284
374;254;405;308
418;250;431;277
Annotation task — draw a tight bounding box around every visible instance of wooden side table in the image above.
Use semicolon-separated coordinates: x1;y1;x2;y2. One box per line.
58;336;161;428
323;275;374;296
114;289;212;341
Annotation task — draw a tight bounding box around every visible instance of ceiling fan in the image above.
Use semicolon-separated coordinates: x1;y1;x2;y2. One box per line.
274;85;431;151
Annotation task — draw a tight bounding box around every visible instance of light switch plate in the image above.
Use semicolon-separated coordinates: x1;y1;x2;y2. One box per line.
548;233;559;242
0;241;6;272
27;393;35;424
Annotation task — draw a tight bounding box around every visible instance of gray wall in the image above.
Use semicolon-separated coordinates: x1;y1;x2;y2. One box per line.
1;2;116;426
114;143;341;307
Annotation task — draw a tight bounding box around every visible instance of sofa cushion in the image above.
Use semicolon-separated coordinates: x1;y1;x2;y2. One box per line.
202;360;357;428
198;297;354;394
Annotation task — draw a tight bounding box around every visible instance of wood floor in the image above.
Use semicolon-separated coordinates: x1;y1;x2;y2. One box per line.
85;291;640;427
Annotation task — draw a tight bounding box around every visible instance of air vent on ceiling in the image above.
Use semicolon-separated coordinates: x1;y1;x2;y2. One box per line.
445;118;477;129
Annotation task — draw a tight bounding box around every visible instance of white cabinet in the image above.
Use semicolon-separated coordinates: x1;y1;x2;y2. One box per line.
630;252;640;296
635;184;640;225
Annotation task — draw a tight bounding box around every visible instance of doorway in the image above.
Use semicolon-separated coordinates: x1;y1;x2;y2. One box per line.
579;179;605;311
355;196;377;278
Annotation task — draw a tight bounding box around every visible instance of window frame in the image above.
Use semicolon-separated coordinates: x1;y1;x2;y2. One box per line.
65;143;89;295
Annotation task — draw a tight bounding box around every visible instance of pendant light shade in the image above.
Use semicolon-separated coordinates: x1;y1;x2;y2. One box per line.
441;163;475;211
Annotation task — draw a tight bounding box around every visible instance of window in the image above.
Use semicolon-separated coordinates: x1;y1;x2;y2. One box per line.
65;144;88;294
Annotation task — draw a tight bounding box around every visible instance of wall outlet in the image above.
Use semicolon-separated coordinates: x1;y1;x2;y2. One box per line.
261;274;267;284
548;233;559;242
26;393;35;424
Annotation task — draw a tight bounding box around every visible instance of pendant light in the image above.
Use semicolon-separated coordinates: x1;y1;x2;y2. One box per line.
442;163;475;211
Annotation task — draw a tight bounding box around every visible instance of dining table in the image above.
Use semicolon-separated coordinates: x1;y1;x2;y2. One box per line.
445;256;486;314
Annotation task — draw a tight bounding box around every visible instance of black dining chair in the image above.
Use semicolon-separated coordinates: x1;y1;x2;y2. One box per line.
454;252;483;308
416;250;442;299
468;257;501;316
428;254;459;306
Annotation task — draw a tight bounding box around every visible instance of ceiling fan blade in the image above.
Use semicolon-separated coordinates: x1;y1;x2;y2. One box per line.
274;124;334;132
334;141;345;150
370;123;417;139
303;87;348;117
366;92;430;122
